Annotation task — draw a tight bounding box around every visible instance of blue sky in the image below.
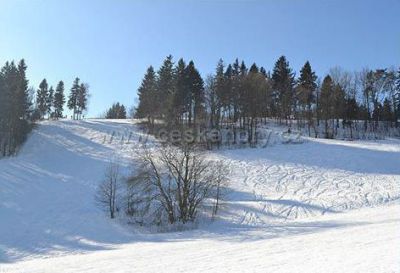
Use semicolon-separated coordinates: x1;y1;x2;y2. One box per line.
1;0;399;117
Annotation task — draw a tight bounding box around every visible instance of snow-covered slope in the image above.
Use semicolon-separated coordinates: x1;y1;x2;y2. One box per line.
2;204;399;273
1;120;399;272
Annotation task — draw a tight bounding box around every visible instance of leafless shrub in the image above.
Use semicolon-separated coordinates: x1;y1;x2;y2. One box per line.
126;143;228;226
95;160;121;219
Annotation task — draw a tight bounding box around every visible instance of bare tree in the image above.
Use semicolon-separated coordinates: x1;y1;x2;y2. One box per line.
96;160;120;219
127;143;228;225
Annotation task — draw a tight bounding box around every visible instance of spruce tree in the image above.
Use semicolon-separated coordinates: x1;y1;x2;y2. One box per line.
53;81;65;119
173;59;189;124
231;58;241;123
135;66;158;125
320;75;334;138
77;83;89;119
16;59;31;120
214;59;225;127
272;56;295;124
68;78;80;120
297;61;317;134
156;55;175;120
47;86;54;118
106;103;127;119
224;64;234;121
119;104;127;119
185;61;204;126
36;79;49;119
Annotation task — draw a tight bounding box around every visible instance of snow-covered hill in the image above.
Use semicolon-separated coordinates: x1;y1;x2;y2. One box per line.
1;120;399;272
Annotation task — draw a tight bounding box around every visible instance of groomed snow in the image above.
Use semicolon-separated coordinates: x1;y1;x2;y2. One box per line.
1;120;399;272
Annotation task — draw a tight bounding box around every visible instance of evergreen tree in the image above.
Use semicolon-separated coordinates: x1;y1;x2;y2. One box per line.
36;79;49;119
53;81;65;119
135;66;158;125
77;83;89;119
214;59;225;128
272;56;295;123
16;59;31;120
231;58;241;123
0;60;33;156
249;63;259;74
68;78;80;120
173;59;190;124
224;64;234;121
320;75;334;138
47;86;54;118
106;103;127;119
296;61;317;134
185;61;205;126
156;55;175;119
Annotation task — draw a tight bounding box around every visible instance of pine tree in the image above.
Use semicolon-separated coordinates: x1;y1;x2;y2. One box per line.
16;59;31;120
320;75;334;138
272;56;295;124
156;55;175;120
249;63;259;74
36;79;49;119
185;61;205;126
214;59;225;128
231;58;241;123
135;66;158;125
173;59;190;124
47;86;54;118
53;81;65;119
224;64;233;121
296;61;317;134
68;78;80;120
77;83;89;119
106;103;127;119
119;104;127;119
0;60;33;156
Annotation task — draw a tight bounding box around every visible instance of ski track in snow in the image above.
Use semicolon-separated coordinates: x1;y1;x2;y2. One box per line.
222;158;399;225
0;119;399;272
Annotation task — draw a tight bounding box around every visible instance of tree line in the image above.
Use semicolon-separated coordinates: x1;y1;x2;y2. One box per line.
35;77;89;120
0;60;32;156
105;102;127;119
135;55;400;141
0;59;90;157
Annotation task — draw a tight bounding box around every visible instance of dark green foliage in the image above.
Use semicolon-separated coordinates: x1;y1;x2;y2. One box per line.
36;79;49;119
135;66;158;123
0;60;33;157
272;56;295;122
135;56;399;142
67;78;89;120
136;56;205;127
106;103;127;119
53;81;65;119
156;55;175;120
185;60;205;126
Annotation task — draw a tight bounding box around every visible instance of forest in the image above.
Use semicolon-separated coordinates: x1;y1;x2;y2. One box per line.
0;60;89;157
136;55;400;143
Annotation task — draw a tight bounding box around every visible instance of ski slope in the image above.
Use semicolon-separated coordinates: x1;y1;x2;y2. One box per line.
1;120;399;272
